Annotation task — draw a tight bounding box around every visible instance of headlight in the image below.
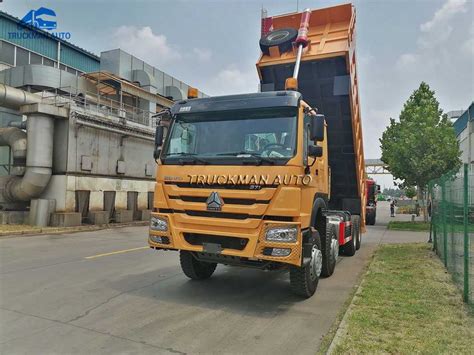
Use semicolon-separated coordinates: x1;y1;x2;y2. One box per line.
150;216;168;231
265;225;298;243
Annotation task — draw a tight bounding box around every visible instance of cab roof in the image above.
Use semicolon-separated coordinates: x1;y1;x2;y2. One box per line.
170;91;301;115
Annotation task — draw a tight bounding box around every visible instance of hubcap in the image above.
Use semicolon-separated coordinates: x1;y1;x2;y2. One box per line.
310;245;323;281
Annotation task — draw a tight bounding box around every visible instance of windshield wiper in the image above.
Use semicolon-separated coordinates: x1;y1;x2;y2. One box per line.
163;152;209;165
215;151;275;165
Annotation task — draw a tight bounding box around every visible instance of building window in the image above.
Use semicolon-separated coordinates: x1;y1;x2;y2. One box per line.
16;47;29;66
30;52;42;65
43;57;55;67
0;41;15;65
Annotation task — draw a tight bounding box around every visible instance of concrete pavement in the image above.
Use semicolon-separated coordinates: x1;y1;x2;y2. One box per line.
0;202;427;354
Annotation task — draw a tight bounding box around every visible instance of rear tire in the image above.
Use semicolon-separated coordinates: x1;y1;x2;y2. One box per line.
321;224;338;277
341;219;356;256
180;251;217;280
352;215;361;250
290;229;322;298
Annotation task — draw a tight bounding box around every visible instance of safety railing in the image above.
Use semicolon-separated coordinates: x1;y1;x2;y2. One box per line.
429;163;473;306
39;87;158;127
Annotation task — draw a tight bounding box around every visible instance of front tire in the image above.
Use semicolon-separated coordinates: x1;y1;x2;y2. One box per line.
180;251;217;280
366;210;376;225
290;229;322;298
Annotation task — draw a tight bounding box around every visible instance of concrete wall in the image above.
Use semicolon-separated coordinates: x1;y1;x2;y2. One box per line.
40;175;154;212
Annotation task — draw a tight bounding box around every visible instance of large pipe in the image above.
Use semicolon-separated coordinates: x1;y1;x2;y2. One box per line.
3;114;54;202
0;84;42;109
0;127;27;176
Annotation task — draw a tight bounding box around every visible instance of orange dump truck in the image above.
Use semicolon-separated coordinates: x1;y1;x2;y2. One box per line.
149;3;366;298
365;179;380;225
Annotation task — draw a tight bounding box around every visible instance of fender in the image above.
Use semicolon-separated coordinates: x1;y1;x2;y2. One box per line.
302;194;328;265
309;193;328;228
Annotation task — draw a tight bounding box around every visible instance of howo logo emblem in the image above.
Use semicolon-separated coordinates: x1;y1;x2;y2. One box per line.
206;192;224;211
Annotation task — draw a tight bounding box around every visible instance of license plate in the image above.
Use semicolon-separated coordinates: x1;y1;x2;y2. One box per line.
202;242;222;254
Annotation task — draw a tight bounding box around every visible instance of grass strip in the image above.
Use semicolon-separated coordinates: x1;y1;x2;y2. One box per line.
387;221;430;231
333;243;474;354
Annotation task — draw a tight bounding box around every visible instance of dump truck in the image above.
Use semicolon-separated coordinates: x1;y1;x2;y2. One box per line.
149;3;365;298
365;178;380;225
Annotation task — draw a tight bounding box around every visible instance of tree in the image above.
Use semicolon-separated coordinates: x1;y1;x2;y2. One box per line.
405;186;417;199
380;82;461;220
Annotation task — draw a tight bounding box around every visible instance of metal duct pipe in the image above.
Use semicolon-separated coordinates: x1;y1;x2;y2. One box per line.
8;120;27;129
3;114;54;202
0;127;27;176
0;84;42;109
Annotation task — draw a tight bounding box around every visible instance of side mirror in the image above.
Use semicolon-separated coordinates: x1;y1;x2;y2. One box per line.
308;145;323;158
154;125;164;160
310;114;325;141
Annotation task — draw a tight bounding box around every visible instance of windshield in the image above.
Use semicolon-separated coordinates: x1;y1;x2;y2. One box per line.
161;110;297;165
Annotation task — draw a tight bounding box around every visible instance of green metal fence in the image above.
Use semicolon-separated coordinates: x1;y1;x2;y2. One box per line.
429;163;473;306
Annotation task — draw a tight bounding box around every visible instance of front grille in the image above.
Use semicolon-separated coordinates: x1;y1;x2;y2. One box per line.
184;233;248;250
168;195;270;205
157;208;293;222
185;210;255;220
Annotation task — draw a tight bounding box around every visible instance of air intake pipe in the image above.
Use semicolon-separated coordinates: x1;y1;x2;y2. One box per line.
0;84;42;109
0;127;27;176
3;114;54;202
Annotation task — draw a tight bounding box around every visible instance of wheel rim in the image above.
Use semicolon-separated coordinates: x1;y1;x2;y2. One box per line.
310;245;323;281
267;30;289;41
331;236;339;260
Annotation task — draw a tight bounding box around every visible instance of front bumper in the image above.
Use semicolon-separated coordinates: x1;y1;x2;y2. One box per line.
148;212;303;267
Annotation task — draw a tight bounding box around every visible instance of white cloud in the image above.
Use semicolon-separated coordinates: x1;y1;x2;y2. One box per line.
420;0;467;33
111;26;181;65
395;53;418;70
396;0;471;71
462;23;474;55
204;65;259;96
418;0;467;49
193;48;212;62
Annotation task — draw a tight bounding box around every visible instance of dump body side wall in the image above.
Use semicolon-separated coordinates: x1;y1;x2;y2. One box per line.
257;3;366;230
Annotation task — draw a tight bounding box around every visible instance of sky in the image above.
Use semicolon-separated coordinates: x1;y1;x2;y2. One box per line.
1;0;473;188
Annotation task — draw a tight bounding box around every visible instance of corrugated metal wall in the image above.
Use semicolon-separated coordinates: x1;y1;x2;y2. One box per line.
60;45;99;73
454;103;474;136
0;14;100;73
0;16;57;60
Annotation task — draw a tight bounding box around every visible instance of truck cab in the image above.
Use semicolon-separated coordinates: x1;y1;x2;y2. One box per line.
150;91;360;297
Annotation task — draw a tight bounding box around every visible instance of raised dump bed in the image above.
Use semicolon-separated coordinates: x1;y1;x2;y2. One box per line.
256;3;366;222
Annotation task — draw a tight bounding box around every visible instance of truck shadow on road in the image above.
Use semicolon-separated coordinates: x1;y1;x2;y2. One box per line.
111;266;305;317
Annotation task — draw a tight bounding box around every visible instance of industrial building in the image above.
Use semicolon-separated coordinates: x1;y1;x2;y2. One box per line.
0;10;206;226
453;103;473;164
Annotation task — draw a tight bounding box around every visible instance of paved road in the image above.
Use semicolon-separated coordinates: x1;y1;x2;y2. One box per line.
0;202;427;354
